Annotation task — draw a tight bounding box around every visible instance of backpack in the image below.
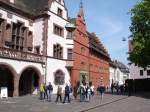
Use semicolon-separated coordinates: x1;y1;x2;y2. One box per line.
65;86;70;94
80;86;85;94
49;84;53;91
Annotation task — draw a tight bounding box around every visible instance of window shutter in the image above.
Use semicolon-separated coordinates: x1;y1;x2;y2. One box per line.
27;31;33;48
5;23;12;42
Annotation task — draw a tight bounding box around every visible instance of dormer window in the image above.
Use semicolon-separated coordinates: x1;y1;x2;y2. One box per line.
58;0;61;3
57;8;63;17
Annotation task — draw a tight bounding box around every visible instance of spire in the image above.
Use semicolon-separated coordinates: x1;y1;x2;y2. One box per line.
78;0;85;21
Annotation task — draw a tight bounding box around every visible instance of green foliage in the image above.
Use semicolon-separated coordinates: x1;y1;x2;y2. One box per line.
129;0;150;68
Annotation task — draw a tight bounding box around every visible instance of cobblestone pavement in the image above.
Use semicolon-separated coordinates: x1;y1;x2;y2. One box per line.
0;93;149;112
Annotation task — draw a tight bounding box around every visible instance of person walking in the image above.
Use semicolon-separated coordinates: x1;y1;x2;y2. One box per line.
39;83;45;100
78;84;86;102
47;82;53;102
55;86;62;103
111;83;114;94
44;83;48;99
86;86;92;102
98;84;105;100
73;85;78;100
63;84;71;104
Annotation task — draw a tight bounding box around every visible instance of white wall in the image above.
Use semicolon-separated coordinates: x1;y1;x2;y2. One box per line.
45;1;73;93
46;58;70;93
109;67;129;86
129;64;150;79
33;19;44;54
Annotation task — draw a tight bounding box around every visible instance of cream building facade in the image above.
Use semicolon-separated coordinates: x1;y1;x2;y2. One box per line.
0;0;74;97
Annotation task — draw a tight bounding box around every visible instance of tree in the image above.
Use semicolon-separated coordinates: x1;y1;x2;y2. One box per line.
129;0;150;68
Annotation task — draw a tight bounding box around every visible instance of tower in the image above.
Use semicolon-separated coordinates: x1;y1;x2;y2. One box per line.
78;0;85;21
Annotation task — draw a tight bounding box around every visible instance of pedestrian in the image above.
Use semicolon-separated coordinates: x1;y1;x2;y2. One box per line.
73;85;78;100
47;82;53;102
55;86;62;103
86;86;92;102
63;84;71;103
77;84;86;102
111;83;114;94
44;83;48;99
98;84;105;100
39;83;45;100
89;82;94;96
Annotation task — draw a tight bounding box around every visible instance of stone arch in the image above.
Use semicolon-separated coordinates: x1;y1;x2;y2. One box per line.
54;69;65;85
19;65;42;96
0;62;18;97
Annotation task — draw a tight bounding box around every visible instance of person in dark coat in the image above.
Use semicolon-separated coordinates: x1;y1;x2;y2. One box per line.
111;83;114;94
47;82;53;102
98;84;105;100
63;84;71;103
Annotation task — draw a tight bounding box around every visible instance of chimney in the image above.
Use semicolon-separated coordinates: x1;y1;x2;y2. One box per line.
10;0;14;3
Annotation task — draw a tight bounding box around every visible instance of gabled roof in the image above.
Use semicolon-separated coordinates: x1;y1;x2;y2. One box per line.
111;60;129;73
87;31;110;58
0;0;54;16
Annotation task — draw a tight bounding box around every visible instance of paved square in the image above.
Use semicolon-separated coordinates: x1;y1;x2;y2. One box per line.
0;93;150;112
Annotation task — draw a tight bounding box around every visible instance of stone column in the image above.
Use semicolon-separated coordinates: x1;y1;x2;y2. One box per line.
13;75;19;97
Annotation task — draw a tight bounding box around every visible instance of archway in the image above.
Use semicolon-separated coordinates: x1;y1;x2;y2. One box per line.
19;67;40;96
0;64;15;97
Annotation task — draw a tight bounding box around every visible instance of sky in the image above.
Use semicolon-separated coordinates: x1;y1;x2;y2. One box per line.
65;0;140;65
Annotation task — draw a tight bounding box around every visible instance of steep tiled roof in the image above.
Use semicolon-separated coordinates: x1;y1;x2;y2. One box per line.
68;18;76;24
112;60;129;73
87;31;110;58
0;0;54;16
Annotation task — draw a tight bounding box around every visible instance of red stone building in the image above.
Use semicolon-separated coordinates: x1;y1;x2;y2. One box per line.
70;2;89;87
70;1;110;89
88;32;110;88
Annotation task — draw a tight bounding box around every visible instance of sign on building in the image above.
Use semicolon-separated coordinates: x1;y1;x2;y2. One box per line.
0;87;8;99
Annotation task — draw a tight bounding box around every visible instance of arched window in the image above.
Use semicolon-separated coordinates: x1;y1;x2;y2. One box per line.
54;70;65;85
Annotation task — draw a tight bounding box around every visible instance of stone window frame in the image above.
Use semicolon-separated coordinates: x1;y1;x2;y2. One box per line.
53;23;64;37
147;70;150;76
57;7;63;17
34;46;40;54
67;48;72;60
66;31;72;39
81;47;86;55
54;70;65;85
0;18;4;44
140;70;144;76
53;43;63;59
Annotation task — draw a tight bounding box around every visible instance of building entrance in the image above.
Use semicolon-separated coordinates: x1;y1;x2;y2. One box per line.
80;71;89;85
19;67;40;96
0;65;14;97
